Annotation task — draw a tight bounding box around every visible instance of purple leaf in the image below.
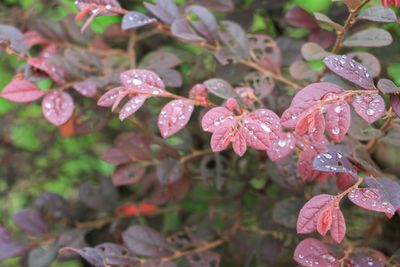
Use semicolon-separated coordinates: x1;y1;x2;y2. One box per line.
365;176;400;213
267;132;296;161
42;91;74;126
118;94;148;121
171;18;205;42
203;78;235;100
294;238;339;267
218;20;249;59
377;78;400;95
97;86;126;107
157;158;184;185
144;0;180;25
313;150;355;176
0;24;29;55
291;82;343;106
1;78;44;103
390;95;400;117
122;11;157;31
352;93;385;124
140;51;181;69
122;225;173;257
28;57;66;85
35;192;68;220
101;147;130;165
0;225;29;261
120;69;166;94
112;163;145;186
73;80;97;98
343;28;392;48
12;208;47;235
323;55;375;89
59;243;137;267
308;28;336;50
158;99;194;138
152;68;182;88
249;34;282;72
348;188;395;216
185;5;218;40
201;106;234;132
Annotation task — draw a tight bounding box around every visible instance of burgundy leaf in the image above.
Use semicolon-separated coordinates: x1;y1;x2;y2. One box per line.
101;147;130;165
210;121;236;152
39;44;57;59
267;132;296;161
336;173;356;191
249;34;282;72
232;131;247;156
316;207;332;236
1;78;44;103
218;20;249;60
189;83;208;103
114;132;152;161
241;122;270;150
285;7;319;29
245;108;282;139
291;82;343;106
120;69;166;95
28;57;65;85
59;243;137;267
313;150;355;176
118;94;148;121
186;5;218;39
352;93;385;124
323;55;374;89
156;158;183;185
140;51;181;69
201;107;234;132
281;101;316;128
293;238;339;267
152;68;182;88
171;18;205;42
298;147;329;181
348;188;395;216
97;87;125;107
296;194;336;234
158;99;194;138
144;0;180;25
309;28;336;50
122;225;173;257
390;95;400;117
122;11;156;31
325;100;351;142
295;111;325;141
12;208;47;235
112;163;145;186
330;207;346;243
73;80;97;98
23;31;48;48
42;91;74;126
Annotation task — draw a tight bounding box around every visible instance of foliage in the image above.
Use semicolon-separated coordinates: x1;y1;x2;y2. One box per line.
1;0;400;266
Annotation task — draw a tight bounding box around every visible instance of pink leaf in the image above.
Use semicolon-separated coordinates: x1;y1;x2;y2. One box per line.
291;82;343;106
120;69;166;96
293;238;339;267
28;57;65;85
316;207;332;237
325;100;351;142
348;188;395;216
189;83;208;103
225;98;240;112
42;91;74;126
97;87;126;107
241;122;270;150
75;0;121;15
73;80;97;98
295;111;325;141
210;122;236;152
324;55;375;89
232;132;247;156
297;194;336;234
281;101;316;128
297;147;329;181
246;109;282;139
119;94;148;121
158;99;194;138
201;107;234;132
267;132;296;161
330;207;346;243
1;78;44;103
352;93;385;124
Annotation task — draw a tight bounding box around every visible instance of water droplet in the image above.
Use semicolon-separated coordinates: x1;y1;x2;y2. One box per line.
332;127;340;135
334;106;342;113
366;109;375;116
278;140;286;147
323;153;333;159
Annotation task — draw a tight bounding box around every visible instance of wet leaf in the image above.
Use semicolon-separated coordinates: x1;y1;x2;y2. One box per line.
42;91;74;126
158;99;194;138
1;78;44;103
348;188;395;216
293;238;339;267
122;11;156;31
352;93;385;124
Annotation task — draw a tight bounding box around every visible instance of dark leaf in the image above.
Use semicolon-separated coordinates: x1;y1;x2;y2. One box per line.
144;0;180;25
343;28;392;47
12;208;47;235
186;5;218;39
28;57;66;84
218;20;249;60
390;95;400;118
313;150;355;176
28;245;60;267
285;7;318;29
122;11;157;31
101;147;130;165
357;6;397;23
0;24;29;55
293;238;339;267
73;79;97;98
113;163;145;186
194;0;234;12
301;42;329;61
186;251;220;267
157;158;184;185
152;68;182;88
377;79;400;95
35;192;69;220
140;51;181;69
122;225;173;257
314;12;344;32
365;176;400;212
272;198;304;229
203;78;235;100
79;179;118;212
348;188;395;216
171;18;205;42
308;28;336;50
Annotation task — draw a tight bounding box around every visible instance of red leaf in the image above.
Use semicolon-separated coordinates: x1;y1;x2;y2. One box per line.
348;188;395;215
201;107;234;132
1;78;44;103
42;91;74;126
285;7;319;29
23;31;48;48
267;132;296;161
158;99;194;138
352;93;385;124
97;87;126;107
28;57;65;84
39;44;57;59
330;207;346;243
295;111;325;141
297;147;329;181
210;121;236;152
117;202;158;216
241;122;270;150
232;131;247;156
120;69;166;96
325;100;351;142
291;82;343;106
118;94;148;121
112;163;145;186
73;80;97;98
297;194;336;234
281;101;316;128
101;147;130;165
293;238;339;267
189;83;208;104
316;207;332;236
245;108;282;139
225;98;240;112
336;173;356;191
